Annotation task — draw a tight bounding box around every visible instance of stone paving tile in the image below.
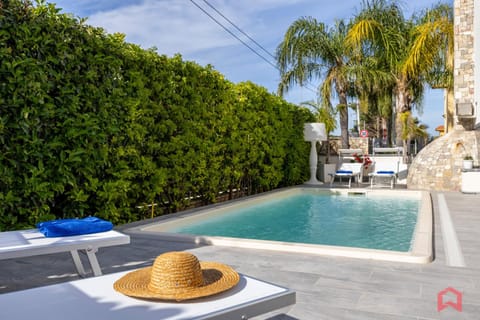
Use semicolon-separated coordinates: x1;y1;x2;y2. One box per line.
314;274;422;298
369;268;476;291
356;292;439;319
233;265;325;295
421;283;480;308
267;291;418;320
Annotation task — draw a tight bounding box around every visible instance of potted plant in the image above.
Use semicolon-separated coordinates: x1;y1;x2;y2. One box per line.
353;152;373;182
463;155;474;170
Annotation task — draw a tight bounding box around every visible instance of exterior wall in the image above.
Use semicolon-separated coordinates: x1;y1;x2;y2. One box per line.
454;0;476;129
445;89;455;133
349;137;369;155
324;137;369;156
475;0;480;127
408;129;480;191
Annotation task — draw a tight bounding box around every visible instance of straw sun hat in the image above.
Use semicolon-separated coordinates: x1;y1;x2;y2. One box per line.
113;251;240;301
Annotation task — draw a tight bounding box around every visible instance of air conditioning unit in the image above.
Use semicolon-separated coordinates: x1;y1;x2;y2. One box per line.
456;102;475;118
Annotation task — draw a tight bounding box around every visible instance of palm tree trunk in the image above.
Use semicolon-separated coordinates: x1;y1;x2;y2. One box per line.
394;80;410;152
395;113;403;147
403;139;410;163
338;90;349;148
445;87;454;133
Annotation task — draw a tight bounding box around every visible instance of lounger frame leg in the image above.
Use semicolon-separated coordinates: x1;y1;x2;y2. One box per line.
70;248;102;277
329;174;334;187
70;250;87;277
85;247;102;277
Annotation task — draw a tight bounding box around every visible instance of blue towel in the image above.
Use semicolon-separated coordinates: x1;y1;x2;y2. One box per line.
376;171;395;174
36;217;113;237
336;170;353;174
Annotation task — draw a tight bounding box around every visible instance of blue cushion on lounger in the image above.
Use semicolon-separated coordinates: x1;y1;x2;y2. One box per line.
36;217;113;237
376;171;395;174
336;170;353;174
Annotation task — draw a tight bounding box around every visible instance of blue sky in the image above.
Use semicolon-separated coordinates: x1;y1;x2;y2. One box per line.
50;0;452;136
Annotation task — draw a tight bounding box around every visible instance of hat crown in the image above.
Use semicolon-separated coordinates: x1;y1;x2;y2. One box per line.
148;252;204;292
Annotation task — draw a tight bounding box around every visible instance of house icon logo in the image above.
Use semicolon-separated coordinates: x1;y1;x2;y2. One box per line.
437;287;462;312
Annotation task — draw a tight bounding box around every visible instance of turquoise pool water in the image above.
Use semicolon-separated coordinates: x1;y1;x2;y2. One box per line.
170;192;419;252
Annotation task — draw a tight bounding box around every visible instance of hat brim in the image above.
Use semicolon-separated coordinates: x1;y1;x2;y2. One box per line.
113;261;240;301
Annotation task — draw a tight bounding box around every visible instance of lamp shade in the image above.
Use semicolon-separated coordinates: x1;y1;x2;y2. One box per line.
304;123;327;141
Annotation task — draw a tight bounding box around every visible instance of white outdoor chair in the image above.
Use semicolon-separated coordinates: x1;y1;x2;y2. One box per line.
368;160;400;189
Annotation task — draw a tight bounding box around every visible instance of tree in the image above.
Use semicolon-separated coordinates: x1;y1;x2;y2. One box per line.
276;18;352;148
400;111;429;159
403;3;454;132
346;0;426;153
347;44;394;144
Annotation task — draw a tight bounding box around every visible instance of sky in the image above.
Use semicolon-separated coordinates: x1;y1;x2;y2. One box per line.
49;0;452;136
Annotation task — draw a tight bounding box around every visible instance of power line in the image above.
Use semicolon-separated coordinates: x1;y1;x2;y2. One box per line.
188;0;278;70
201;0;276;60
188;0;318;95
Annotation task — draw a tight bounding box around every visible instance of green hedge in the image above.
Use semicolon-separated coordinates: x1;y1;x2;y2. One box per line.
0;0;315;230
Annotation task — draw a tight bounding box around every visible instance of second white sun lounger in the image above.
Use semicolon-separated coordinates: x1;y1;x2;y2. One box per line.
369;159;400;189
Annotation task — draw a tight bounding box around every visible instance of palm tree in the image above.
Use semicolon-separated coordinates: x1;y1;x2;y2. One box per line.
346;0;426;153
299;100;337;135
276;18;352;148
403;3;454;133
359;90;395;145
349;53;395;144
400;111;429;158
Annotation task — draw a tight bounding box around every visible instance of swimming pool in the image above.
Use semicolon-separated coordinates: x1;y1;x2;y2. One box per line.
132;187;433;263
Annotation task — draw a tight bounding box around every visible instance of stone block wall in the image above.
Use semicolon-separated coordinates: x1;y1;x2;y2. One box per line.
349;137;369;155
407;129;480;191
454;0;476;129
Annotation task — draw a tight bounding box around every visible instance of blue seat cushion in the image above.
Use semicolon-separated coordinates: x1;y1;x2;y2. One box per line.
36;217;113;237
336;170;353;174
376;171;395;174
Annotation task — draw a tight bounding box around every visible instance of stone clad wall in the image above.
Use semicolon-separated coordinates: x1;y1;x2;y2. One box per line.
349;137;369;155
454;0;475;105
408;129;480;191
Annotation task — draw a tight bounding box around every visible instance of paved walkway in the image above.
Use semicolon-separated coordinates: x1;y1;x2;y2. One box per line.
1;191;479;319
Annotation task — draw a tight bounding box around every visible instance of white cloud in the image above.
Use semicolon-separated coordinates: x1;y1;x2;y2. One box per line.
87;1;233;54
83;0;311;55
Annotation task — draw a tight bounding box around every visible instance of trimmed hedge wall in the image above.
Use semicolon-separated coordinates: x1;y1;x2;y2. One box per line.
0;1;314;230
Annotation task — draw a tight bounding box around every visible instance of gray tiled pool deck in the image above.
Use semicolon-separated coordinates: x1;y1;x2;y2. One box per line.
1;190;479;319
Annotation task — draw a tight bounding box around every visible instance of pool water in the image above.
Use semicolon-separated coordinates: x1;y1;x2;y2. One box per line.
170;192;419;252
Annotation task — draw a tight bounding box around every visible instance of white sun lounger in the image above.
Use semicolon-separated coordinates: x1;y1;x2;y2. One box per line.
329;163;363;188
0;229;130;277
369;159;400;189
0;271;295;320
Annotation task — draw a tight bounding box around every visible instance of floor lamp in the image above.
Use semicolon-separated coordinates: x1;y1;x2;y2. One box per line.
304;123;327;185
